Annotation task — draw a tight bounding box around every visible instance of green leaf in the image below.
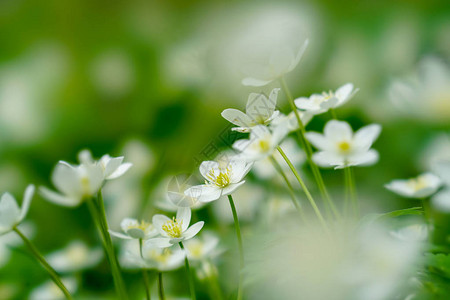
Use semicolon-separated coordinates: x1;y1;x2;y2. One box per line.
360;207;423;225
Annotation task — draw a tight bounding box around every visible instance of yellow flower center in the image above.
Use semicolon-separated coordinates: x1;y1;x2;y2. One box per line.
81;176;91;196
162;217;183;238
66;244;87;264
322;90;334;100
338;141;351;153
128;220;151;232
258;139;271;152
407;177;428;192
187;241;203;259
206;168;232;188
149;248;171;263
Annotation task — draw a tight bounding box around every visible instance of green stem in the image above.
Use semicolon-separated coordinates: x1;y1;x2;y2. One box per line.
13;227;73;300
269;155;307;222
158;272;165;300
329;108;338;119
279;76;341;220
206;261;223;300
139;239;151;300
87;191;128;300
344;167;358;217
227;195;244;300
179;242;196;300
277;146;329;233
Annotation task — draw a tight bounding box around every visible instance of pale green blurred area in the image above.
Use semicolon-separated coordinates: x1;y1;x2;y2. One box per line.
0;0;449;298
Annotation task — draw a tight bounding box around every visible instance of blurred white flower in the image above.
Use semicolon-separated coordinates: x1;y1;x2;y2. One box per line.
29;277;77;300
270;110;313;133
388;56;450;123
90;49;135;98
246;219;420;300
185;159;252;203
253;138;305;180
385;173;442;198
109;218;158;240
212;182;264;225
78;149;133;181
306;120;381;169
121;240;185;272
390;224;428;242
295;83;358;115
0;185;34;235
183;232;220;262
431;189;450;213
39;160;103;207
241;39;309;86
46;240;103;273
233;125;288;162
432;160;450;187
0;222;35;268
148;207;204;248
221;88;280;133
419;133;450;170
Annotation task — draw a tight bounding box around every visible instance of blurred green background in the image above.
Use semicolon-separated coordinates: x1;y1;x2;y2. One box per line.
0;0;449;298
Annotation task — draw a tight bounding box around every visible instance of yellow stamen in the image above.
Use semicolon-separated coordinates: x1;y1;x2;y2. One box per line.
206;167;232;188
338;141;351;153
162;217;183;238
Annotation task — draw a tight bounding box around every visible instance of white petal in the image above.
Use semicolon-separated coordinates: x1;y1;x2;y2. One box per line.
246;93;273;123
295;97;320;111
127;228;146;239
109;230;133;240
221;181;246;196
106;162;132;180
233;139;252;153
347;150;379;167
305;132;332;151
324;120;353;143
85;164;104;195
312;151;345;168
186;185;222;203
52;162;82;196
103;156;124;178
353;124;382;151
120;218;138;232
78;149;94;165
335;83;354;102
287;39;309;72
176;207;191;231
221;109;254;128
183;222;204;240
18;184;35;222
199;161;220;181
241;77;273;87
39;187;82;207
249;125;271;140
145;237;173;248
152;215;172;236
432;161;450;185
0;193;20;230
385;181;415;198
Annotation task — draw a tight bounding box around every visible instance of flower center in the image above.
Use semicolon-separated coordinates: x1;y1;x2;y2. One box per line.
66;244;87;264
207;168;232;188
407;177;428;192
128;220;151;232
81;176;91;196
187;241;203;259
337;141;351;153
258;139;271;152
322;90;334;100
149;248;171;263
162;217;183;238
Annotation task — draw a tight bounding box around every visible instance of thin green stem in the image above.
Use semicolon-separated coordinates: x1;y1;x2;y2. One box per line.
344;167;358;217
13;227;73;300
269;155;307;222
329;108;338;119
227;195;244;300
279;76;340;220
277;146;329;233
87;191;128;300
158;272;165;300
179;242;196;300
139;239;151;300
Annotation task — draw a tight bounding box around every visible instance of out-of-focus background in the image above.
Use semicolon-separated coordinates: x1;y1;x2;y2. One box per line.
0;0;449;299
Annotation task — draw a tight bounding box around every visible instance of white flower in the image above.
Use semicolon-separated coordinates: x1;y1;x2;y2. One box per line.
432;160;450;187
184;159;252;202
39;160;103;207
241;40;309;86
306;120;381;169
233;125;289;162
141;243;186;271
390;224;428;242
0;185;34;235
294;83;358;115
29;277;77;300
385;173;442;198
253;138;305;180
78;149;133;180
221;88;280;133
46;240;103;273
148;207;204;248
270;110;313;132
109;218;158;240
184;232;220;262
431;189;450;213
